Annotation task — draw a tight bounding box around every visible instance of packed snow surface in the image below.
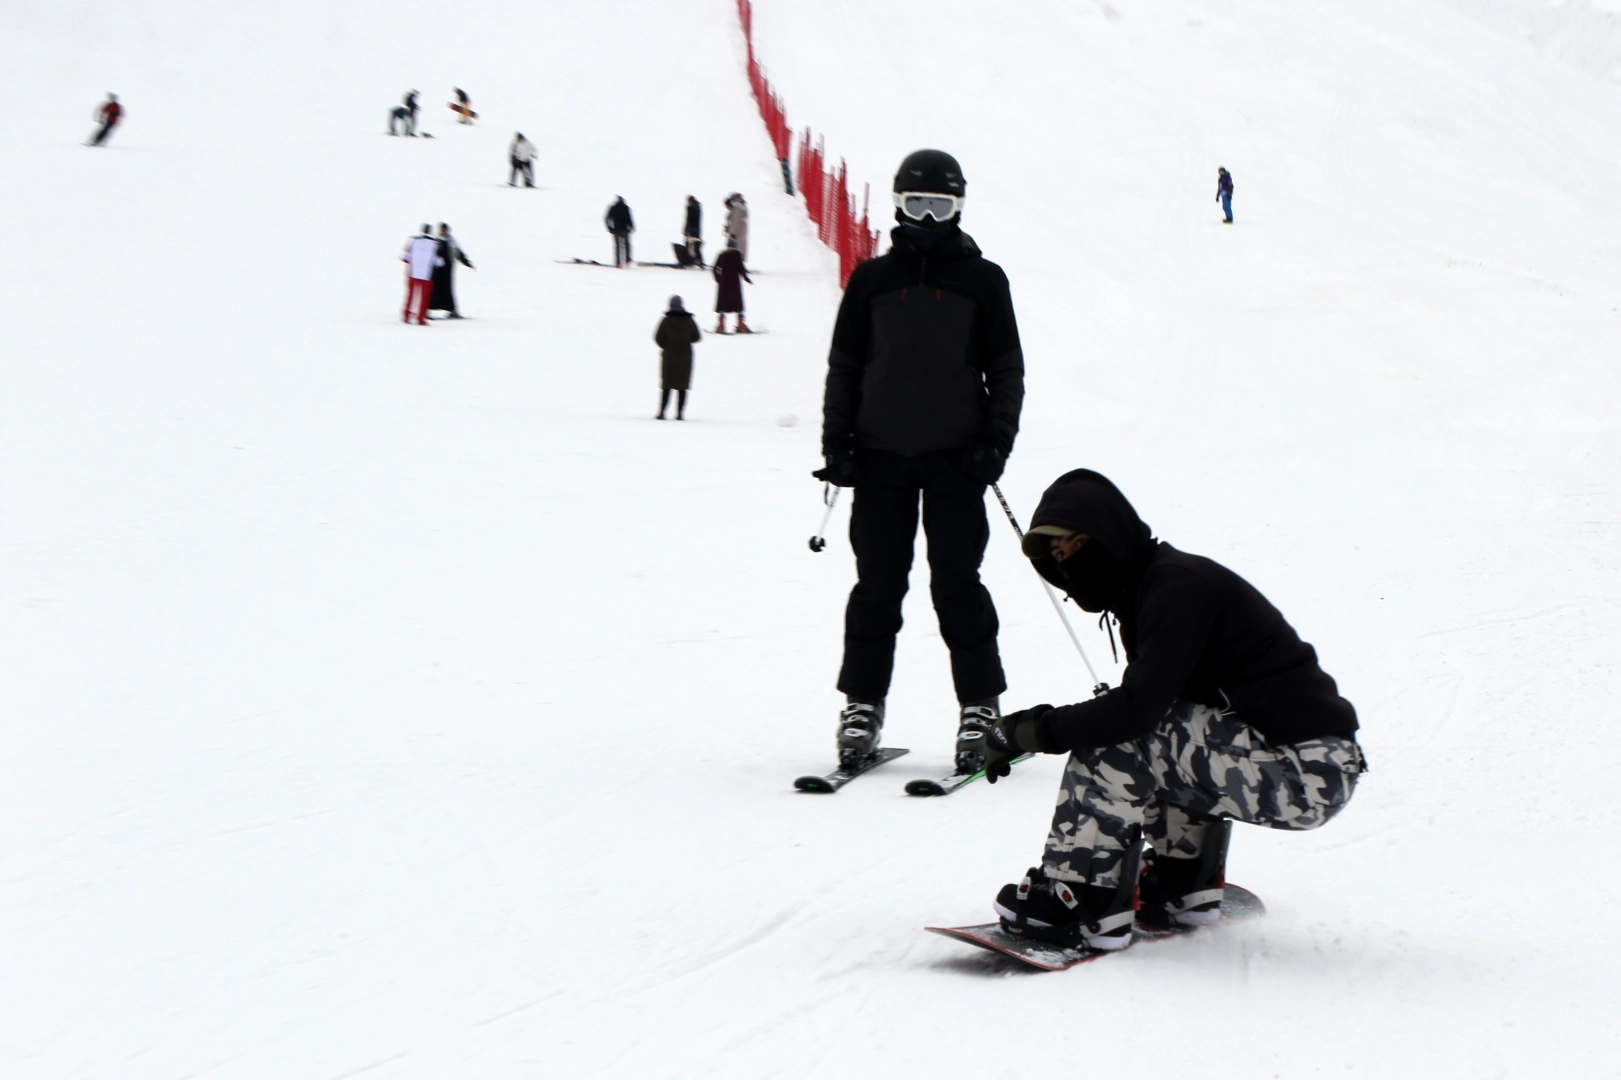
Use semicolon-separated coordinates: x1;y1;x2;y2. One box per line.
4;0;1621;1075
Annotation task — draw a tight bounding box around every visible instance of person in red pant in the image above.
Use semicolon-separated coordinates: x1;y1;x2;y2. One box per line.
401;225;442;325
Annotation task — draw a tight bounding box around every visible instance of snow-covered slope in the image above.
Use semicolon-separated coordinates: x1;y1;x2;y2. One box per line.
2;0;1619;1075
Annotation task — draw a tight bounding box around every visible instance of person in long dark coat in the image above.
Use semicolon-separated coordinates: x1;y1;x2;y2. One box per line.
655;296;701;419
606;197;634;267
429;223;475;318
712;239;752;333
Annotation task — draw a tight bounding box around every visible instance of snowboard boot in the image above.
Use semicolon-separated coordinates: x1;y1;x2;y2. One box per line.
994;846;1143;951
1139;818;1231;928
836;700;884;771
953;700;1000;775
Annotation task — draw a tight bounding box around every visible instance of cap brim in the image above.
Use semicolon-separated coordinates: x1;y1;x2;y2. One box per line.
1021;525;1074;559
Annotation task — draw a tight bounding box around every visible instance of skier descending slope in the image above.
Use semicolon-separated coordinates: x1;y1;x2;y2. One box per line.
981;470;1365;951
816;149;1025;774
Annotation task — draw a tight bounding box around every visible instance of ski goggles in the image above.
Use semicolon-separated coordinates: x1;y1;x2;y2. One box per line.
893;191;965;222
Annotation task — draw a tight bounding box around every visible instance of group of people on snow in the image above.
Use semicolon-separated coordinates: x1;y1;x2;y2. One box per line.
813;148;1359;953
399;224;474;324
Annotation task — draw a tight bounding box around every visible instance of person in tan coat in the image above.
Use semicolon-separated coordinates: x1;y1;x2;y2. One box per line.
655;296;701;419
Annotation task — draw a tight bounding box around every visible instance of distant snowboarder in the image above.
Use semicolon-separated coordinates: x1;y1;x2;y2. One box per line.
429;223;474;319
605;196;634;268
722;193;749;261
88;94;122;147
655;295;701;420
712;239;751;333
390;91;420;137
678;195;704;268
451;87;475;124
1216;167;1233;223
401;225;443;325
815;149;1024;775
979;469;1364;952
509;132;537;187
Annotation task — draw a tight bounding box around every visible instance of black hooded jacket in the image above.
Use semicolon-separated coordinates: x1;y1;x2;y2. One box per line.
1026;470;1358;752
822;224;1024;459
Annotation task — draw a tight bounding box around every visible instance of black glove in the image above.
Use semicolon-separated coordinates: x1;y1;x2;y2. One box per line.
984;705;1053;784
812;447;859;487
961;441;1006;486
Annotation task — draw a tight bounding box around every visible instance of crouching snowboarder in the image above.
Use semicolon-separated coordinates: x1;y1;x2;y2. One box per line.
981;469;1365;951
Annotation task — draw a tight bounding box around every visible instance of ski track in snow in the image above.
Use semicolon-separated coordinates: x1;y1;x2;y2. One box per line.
3;0;1621;1075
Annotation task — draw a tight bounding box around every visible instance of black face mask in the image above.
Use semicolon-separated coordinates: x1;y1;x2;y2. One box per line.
901;219;954;251
1058;542;1127;613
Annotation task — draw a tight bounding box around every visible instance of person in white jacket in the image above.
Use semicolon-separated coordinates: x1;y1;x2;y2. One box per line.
723;193;749;261
509;133;538;187
401;225;443;325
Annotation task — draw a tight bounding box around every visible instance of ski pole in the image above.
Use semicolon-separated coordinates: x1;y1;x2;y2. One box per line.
989;482;1109;697
809;483;840;552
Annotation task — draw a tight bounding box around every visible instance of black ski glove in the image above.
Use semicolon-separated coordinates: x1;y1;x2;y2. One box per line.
961;441;1007;486
984;705;1054;784
813;447;859;487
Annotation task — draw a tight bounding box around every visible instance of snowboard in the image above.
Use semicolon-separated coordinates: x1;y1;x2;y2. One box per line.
448;103;478;119
794;747;909;793
557;258;618;268
927;884;1265;971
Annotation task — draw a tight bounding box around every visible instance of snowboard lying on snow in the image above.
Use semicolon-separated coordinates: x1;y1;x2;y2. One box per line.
927;884;1264;971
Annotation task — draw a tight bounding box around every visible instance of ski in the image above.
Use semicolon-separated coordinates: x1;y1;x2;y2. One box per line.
794;747;909;793
904;753;1032;797
927;884;1266;971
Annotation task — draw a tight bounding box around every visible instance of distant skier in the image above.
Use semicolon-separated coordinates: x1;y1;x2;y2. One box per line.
452;87;474;124
712;239;751;333
401;224;443;325
722;193;749;261
389;90;420;137
88;94;122;147
678;195;704;268
509;132;537;187
1216;167;1233;223
428;223;474;319
605;196;634;268
815;149;1024;774
979;469;1364;952
654;295;701;420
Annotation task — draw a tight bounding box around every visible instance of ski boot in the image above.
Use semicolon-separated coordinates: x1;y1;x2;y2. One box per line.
1139;818;1231;928
836;700;884;771
993;846;1142;952
953;700;999;775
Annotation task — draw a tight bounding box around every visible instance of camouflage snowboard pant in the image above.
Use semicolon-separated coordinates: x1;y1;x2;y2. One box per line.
1043;699;1365;888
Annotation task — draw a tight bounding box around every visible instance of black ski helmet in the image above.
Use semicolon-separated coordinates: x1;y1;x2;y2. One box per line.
893;149;965;197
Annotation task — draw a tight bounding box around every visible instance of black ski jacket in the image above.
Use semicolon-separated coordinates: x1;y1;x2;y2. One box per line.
606;200;634;234
822;226;1024;459
1026;470;1358;752
683;200;701;238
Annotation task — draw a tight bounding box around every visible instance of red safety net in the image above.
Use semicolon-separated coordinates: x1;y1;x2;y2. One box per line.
737;0;882;287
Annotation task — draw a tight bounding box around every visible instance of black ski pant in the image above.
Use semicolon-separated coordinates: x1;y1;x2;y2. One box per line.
510;158;534;186
613;231;632;266
90;120;118;146
837;450;1005;705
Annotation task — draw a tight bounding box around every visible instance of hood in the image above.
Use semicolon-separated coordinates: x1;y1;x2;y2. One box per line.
1024;469;1156;612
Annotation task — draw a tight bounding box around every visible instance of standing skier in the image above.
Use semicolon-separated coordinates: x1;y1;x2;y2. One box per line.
605;196;634;268
681;196;704;268
1216;167;1234;223
428;223;474;319
655;295;701;420
816;149;1024;773
400;225;443;325
980;469;1364;951
712;239;751;333
88;94;122;147
722;193;749;261
509;132;537;187
392;90;420;136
